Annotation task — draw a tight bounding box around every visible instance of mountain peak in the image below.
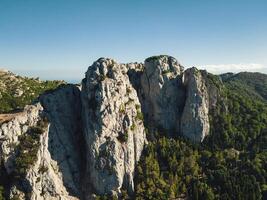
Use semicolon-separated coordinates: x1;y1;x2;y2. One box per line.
1;57;266;199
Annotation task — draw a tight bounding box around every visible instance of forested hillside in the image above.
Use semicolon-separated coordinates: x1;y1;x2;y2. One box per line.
220;72;267;101
133;72;267;200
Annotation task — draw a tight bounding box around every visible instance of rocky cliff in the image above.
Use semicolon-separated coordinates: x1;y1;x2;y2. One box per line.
139;56;185;135
81;58;146;197
0;55;213;199
0;85;82;200
181;67;210;142
128;56;209;142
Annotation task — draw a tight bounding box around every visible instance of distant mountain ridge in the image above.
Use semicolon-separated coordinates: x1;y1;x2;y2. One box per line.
220;72;267;101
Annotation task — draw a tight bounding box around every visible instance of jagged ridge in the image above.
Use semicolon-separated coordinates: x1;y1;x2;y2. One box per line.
0;55;217;199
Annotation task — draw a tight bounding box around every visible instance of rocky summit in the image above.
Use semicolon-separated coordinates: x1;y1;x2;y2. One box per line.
0;56;218;199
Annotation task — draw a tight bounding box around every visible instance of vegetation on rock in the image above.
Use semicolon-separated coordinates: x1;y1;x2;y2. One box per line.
117;132;128;143
0;70;64;113
0;116;48;199
145;55;169;63
0;67;266;199
0;186;4;200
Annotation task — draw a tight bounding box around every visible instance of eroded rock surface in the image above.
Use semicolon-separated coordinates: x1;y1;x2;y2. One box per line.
81;58;147;196
0;104;43;174
181;68;210;142
40;84;83;198
139;56;185;134
0;55;213;199
0;85;82;200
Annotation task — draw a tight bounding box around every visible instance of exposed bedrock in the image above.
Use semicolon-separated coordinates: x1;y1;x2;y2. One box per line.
128;56;210;142
0;85;83;200
0;55;213;199
181;68;210;142
81;58;147;197
139;56;185;134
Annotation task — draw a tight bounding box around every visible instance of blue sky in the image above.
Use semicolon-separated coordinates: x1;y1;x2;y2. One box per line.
0;0;267;82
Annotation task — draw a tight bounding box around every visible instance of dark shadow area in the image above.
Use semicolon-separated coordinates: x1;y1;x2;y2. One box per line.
0;160;12;199
127;69;186;140
40;84;85;198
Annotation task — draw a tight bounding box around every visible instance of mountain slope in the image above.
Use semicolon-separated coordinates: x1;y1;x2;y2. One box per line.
0;57;266;200
0;69;64;113
221;72;267;102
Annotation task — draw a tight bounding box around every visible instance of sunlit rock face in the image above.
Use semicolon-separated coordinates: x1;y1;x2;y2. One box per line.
135;56;209;142
81;58;147;196
181;67;210;142
0;55;212;199
0;85;83;200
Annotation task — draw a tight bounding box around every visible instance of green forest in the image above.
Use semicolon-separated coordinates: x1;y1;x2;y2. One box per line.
134;72;267;200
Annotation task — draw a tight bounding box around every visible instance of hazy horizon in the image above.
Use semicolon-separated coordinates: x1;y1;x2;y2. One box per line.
1;0;267;81
1;59;267;84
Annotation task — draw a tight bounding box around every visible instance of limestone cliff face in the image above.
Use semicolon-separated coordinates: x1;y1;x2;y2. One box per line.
0;55;213;199
81;58;147;196
40;85;83;198
181;68;210;142
139;56;185;134
0;85;82;200
0;104;43;174
129;56;209;141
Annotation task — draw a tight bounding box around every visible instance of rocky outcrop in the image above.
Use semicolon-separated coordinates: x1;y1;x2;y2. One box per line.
81;58;147;197
0;85;82;200
40;85;83;198
181;68;210;142
0;104;43;174
139;56;185;134
0;55;213;199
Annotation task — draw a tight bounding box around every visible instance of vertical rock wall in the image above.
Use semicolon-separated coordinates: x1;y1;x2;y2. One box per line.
40;85;83;198
0;85;83;200
181;68;210;142
81;58;147;196
139;56;185;134
0;55;213;199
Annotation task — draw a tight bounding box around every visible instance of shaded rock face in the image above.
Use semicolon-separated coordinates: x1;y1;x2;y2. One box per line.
0;85;82;200
81;58;147;196
139;56;185;134
40;85;83;198
181;68;210;142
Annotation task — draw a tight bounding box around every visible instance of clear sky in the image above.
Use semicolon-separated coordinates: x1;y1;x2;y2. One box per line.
0;0;267;82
